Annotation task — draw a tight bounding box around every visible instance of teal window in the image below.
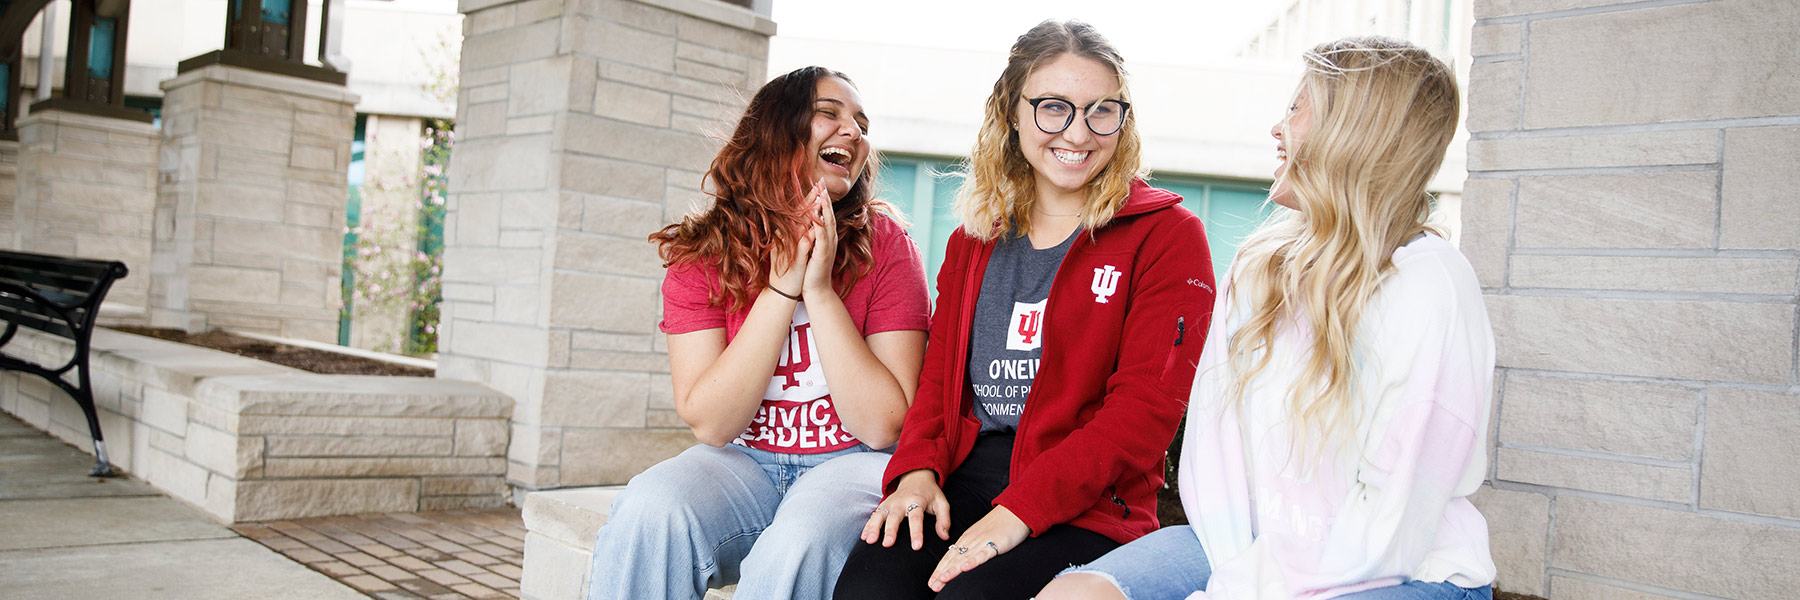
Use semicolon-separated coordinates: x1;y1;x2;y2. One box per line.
231;0;292;25
874;157;963;287
339;114;368;346
1145;175;1275;279
875;154;1273;295
261;0;292;25
88;19;115;79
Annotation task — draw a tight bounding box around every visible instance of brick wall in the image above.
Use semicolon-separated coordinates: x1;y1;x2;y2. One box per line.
1464;0;1800;597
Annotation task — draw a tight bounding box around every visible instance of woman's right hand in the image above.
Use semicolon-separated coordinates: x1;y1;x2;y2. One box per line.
863;469;951;550
767;223;813;300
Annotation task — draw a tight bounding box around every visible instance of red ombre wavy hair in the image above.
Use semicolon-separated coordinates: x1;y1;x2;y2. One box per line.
650;67;892;313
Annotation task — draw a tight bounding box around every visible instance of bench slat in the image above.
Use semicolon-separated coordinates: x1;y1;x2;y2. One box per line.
0;272;106;306
0;303;80;339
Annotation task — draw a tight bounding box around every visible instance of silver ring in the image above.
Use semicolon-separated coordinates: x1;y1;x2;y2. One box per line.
873;507;889;515
951;545;968;554
986;541;997;552
905;503;919;513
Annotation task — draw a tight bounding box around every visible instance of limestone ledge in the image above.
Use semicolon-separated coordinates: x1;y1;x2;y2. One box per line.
0;327;513;523
520;486;734;600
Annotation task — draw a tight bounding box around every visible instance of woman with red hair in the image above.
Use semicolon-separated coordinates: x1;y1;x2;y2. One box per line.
585;66;930;600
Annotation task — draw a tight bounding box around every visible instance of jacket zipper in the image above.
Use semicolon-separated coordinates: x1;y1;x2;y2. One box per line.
1109;490;1131;518
1175;316;1185;346
952;239;992;466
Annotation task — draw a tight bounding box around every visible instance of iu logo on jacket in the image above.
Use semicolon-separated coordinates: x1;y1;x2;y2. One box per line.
1092;265;1121;303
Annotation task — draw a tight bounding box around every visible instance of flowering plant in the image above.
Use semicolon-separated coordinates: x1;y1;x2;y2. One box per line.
340;29;458;356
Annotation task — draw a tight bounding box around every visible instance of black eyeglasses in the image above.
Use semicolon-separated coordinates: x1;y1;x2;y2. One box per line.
1025;97;1131;136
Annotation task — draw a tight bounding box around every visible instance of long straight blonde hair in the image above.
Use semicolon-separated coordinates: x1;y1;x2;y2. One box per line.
954;20;1145;240
1225;37;1461;454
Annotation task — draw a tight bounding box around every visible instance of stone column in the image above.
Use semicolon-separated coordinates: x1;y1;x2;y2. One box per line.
0;140;18;250
347;114;426;353
152;65;359;342
1462;0;1800;597
440;0;772;491
12;110;159;322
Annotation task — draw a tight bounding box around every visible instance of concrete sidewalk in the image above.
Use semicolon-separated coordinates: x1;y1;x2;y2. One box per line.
0;413;366;600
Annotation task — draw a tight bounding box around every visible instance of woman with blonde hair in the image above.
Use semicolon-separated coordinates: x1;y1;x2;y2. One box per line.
833;20;1215;600
1039;36;1496;600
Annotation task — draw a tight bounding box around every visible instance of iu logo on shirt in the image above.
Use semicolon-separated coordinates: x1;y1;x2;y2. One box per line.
771;322;813;390
1092;265;1121;303
765;304;826;399
1006;300;1048;351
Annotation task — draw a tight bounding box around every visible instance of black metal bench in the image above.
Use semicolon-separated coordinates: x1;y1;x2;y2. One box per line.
0;249;128;476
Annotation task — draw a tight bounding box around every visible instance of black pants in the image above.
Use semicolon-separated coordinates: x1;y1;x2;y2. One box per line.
833;434;1119;600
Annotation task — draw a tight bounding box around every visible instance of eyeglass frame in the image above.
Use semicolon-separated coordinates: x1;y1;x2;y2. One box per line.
1023;96;1133;136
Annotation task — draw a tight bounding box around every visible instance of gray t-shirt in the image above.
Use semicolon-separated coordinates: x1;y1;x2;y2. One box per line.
968;229;1078;433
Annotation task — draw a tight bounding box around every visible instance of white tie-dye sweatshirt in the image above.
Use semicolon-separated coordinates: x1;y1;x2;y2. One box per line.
1178;233;1496;600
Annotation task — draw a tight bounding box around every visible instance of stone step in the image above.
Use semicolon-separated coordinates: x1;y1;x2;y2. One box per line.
520;486;734;600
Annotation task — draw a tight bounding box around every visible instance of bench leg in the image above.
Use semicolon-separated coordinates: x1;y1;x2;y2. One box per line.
91;439;118;477
48;366;121;477
72;370;119;478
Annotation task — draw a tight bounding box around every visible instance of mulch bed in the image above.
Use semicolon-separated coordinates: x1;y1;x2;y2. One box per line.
110;326;434;377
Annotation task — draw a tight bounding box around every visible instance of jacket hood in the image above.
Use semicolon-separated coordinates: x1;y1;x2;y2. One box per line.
1115;178;1185;218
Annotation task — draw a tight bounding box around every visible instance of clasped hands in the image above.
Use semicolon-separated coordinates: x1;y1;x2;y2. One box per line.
861;469;1032;592
766;179;839;301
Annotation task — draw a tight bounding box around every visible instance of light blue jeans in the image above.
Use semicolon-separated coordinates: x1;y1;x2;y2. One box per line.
1062;526;1494;600
585;443;888;600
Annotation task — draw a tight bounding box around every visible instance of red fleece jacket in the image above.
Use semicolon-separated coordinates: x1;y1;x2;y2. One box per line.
883;179;1217;544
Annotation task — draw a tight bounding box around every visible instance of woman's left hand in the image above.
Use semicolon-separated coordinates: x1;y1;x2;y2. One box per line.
801;178;838;298
927;505;1031;592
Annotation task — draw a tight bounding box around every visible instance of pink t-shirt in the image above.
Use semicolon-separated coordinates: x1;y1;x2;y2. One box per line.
660;214;931;454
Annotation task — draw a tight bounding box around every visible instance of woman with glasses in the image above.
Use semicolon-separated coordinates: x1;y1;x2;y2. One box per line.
832;20;1215;600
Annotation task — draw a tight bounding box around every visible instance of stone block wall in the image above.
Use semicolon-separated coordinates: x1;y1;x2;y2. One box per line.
0;328;512;522
12;110;159;320
517;487;735;600
0;140;18;249
1463;0;1800;597
441;0;773;491
152;65;360;343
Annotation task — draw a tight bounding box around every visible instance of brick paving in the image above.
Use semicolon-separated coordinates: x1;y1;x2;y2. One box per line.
231;508;528;600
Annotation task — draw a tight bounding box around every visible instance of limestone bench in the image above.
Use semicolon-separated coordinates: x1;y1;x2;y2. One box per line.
0;327;513;521
521;487;735;600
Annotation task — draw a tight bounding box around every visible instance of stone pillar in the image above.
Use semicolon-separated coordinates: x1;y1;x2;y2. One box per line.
0;140;18;249
440;0;772;491
347;114;425;353
1462;0;1800;597
152;65;359;342
12;110;159;322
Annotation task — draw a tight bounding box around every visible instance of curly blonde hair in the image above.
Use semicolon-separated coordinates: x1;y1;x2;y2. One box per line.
1225;37;1461;456
953;20;1144;240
